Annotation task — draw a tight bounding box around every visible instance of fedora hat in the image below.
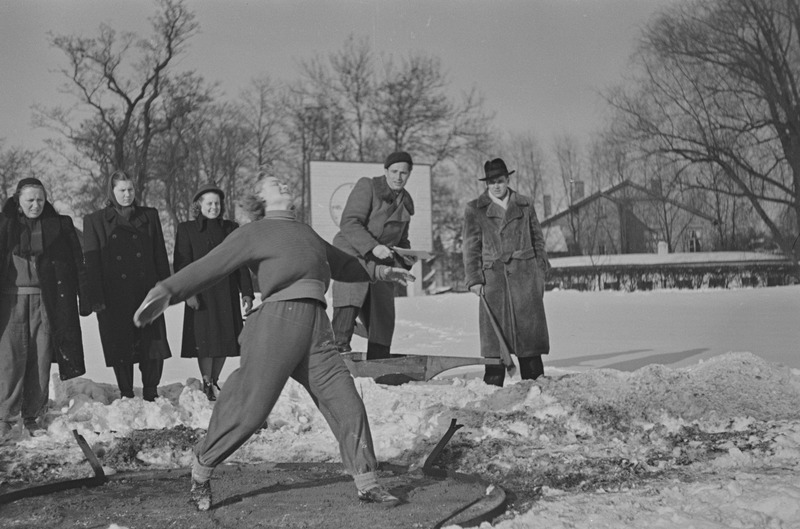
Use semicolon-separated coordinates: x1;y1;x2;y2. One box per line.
481;158;515;180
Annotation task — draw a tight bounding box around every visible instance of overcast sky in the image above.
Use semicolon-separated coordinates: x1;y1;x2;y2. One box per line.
0;0;671;151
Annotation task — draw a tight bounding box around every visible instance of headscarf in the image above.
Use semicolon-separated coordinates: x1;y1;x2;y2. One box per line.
14;179;46;258
106;171;136;220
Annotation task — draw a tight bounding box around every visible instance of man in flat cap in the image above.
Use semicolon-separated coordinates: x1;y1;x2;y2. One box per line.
462;158;550;386
331;151;415;359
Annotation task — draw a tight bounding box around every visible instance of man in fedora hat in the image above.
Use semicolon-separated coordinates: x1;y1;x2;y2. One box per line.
330;151;415;359
462;158;551;386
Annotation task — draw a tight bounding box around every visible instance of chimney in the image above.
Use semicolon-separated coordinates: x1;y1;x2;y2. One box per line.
571;181;584;202
543;195;552;218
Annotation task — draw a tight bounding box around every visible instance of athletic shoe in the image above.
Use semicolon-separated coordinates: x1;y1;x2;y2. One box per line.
190;479;212;511
357;486;400;507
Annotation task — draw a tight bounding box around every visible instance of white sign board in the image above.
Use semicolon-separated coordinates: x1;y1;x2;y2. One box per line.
309;161;433;252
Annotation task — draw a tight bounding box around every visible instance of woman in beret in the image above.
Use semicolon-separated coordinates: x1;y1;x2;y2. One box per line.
173;183;253;401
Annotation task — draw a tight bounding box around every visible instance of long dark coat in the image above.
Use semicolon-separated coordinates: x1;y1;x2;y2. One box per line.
462;190;550;358
173;217;254;358
0;199;90;380
331;175;413;347
83;205;172;367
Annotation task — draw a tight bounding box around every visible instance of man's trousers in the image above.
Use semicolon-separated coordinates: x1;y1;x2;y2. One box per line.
195;299;378;477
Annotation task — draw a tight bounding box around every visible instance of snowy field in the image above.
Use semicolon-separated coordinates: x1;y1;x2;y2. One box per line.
2;286;800;528
81;284;800;384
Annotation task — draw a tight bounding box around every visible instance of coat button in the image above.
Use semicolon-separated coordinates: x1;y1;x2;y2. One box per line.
136;252;142;257
121;274;127;279
57;280;62;285
116;256;122;261
132;235;138;240
112;234;117;239
60;294;65;298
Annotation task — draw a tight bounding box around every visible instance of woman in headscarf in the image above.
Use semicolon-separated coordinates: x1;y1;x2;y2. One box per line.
0;178;89;439
83;170;171;401
173;183;254;401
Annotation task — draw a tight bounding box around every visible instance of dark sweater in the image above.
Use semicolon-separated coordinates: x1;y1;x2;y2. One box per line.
160;211;381;306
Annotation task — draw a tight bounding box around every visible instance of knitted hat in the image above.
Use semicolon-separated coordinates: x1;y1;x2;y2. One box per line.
383;151;413;169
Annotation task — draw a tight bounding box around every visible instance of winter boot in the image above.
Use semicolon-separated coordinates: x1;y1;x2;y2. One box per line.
202;380;216;401
142;386;159;402
23;418;46;437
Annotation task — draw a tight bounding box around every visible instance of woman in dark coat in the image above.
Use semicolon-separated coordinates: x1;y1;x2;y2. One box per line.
174;183;254;401
83;170;171;401
0;178;89;438
462;158;550;387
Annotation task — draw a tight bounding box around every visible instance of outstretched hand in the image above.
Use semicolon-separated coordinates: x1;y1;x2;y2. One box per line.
133;284;171;328
384;267;416;286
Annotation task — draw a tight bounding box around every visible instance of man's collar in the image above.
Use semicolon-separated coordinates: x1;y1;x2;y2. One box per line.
264;209;296;220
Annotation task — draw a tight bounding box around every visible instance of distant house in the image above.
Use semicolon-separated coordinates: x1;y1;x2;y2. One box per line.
540;180;718;257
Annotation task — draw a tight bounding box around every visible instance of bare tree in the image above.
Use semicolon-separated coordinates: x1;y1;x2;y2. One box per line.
327;36;377;161
553;134;587;253
0;142;40;199
240;75;286;168
372;53;492;168
35;0;199;205
608;0;800;262
507;133;549;201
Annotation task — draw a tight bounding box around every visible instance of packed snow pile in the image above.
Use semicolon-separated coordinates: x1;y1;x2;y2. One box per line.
2;351;800;528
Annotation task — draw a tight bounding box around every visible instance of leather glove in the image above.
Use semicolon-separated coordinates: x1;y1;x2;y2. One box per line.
538;257;551;273
469;284;484;296
380;266;416;286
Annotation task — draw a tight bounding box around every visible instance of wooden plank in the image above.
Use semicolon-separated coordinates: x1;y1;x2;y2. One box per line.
342;355;502;383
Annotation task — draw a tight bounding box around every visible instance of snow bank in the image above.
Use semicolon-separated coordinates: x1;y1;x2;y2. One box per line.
2;351;800;528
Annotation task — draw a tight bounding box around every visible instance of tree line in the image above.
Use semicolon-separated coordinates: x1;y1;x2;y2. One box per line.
1;0;798;268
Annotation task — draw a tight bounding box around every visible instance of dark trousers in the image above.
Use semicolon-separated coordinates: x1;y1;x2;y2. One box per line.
0;294;52;424
331;305;391;359
113;359;163;400
484;355;543;387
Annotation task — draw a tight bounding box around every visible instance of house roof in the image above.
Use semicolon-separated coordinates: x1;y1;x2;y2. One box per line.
540;180;718;226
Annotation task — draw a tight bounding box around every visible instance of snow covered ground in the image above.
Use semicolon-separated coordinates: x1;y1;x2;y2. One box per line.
2;286;800;528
